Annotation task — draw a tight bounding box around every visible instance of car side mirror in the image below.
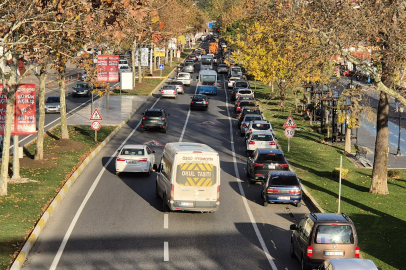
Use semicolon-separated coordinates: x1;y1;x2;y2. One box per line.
153;164;160;172
289;224;298;230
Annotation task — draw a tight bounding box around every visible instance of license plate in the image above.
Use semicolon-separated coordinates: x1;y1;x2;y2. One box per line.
150;120;157;122
179;202;194;207
268;165;275;169
196;101;203;104
205;92;210;94
325;251;343;256
127;160;138;164
278;196;290;200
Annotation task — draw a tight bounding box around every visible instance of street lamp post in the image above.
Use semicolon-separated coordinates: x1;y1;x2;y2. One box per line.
396;104;404;156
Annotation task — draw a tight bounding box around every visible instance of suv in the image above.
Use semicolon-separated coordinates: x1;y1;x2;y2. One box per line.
140;109;169;133
246;149;288;183
290;213;359;270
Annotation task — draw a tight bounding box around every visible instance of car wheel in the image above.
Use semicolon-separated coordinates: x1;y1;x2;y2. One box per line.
240;132;244;137
290;241;295;258
162;128;167;133
140;127;145;133
263;200;268;207
115;171;120;176
163;193;170;212
145;165;151;177
246;166;250;177
156;182;160;198
301;255;307;270
296;202;302;208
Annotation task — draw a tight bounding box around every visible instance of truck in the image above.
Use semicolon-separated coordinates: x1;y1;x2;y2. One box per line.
154;142;221;212
209;42;218;55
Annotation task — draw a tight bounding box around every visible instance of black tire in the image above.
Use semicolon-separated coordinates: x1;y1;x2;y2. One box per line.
163;193;170;212
140;127;145;133
296;202;302;208
155;182;160;198
246;166;250;177
263;200;268;207
290;241;296;258
145;165;151;177
115;171;120;176
162;128;167;133
301;255;307;270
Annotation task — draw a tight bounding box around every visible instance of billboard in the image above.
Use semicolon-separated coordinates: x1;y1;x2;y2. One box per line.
155;47;165;57
141;48;149;66
0;84;36;135
97;55;119;83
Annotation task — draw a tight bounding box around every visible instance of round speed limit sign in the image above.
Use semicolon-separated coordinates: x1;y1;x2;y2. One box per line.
284;127;295;138
91;121;101;131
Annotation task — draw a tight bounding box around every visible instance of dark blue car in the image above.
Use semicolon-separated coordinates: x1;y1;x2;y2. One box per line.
261;171;302;207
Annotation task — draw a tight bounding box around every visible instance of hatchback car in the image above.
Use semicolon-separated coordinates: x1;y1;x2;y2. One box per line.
176;72;191;86
183;61;195;73
290;213;360;270
44;96;61;114
72;82;92;98
228;77;241;88
233;80;250;89
217;64;228;74
318;259;382;270
261;171;301;206
236;100;258;117
115;145;156;176
246;131;277;155
235;95;256;113
167;81;184;94
141;109;169;133
235;88;254;100
245;120;274;137
246;148;288;183
240;114;264;136
238;107;262;126
190;94;209;111
160;85;178;98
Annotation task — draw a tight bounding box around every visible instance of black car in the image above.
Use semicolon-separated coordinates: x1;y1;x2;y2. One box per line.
236;100;257;117
72;82;92;98
261;171;302;207
246;149;289;183
190;94;209;111
238;106;262;126
140;109;169;133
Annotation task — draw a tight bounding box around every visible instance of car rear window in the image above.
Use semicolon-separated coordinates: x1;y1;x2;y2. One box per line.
236;82;249;87
75;84;89;88
243;109;261;115
121;149;144;155
162;85;175;90
269;175;298;186
185;62;194;66
253;123;270;130
258;153;285;163
169;81;183;85
239;90;252;94
245;116;262;122
252;134;273;141
145;111;163;117
192;95;206;101
178;74;189;78
314;225;354;244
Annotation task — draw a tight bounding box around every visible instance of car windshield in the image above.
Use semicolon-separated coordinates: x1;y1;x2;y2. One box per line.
269;175;298;186
252;134;273;141
314;225;354;244
253;123;271;130
145;111;163;117
193;95;206;101
245;116;262;122
232;67;241;72
119;66;128;69
162;85;175;90
258;153;285;163
46;97;60;103
202;58;213;65
119;60;127;64
75;84;88;88
178;74;189;78
185;62;194;66
120;149;144;156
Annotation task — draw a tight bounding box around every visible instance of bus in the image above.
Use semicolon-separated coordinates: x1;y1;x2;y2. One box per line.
197;70;218;95
200;54;214;71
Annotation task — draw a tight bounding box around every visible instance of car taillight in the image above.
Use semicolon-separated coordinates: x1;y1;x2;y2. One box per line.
191;101;194;104
355;247;360;258
237;107;241;111
267;188;278;193
142;117;146;120
161;117;165;120
269;141;276;146
249;141;255;145
279;164;289;167
307;246;313;257
228;81;231;83
289;189;301;194
213;83;215;86
161;90;164;93
242;123;247;127
249;129;252;132
116;158;125;162
254;163;263;167
138;158;147;162
173;91;176;94
203;101;208;104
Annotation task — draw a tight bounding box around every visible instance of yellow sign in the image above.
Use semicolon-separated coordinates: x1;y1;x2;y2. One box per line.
177;163;215;187
155;47;165;57
178;35;186;45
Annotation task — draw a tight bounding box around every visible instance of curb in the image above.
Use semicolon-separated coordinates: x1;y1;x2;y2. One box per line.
10;63;181;270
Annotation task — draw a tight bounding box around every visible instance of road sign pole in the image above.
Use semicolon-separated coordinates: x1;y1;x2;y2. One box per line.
95;130;97;142
288;137;291;152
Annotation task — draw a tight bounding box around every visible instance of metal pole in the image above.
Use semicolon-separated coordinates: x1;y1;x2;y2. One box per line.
12;135;20;179
95;130;97;142
91;93;94;113
288;137;291;152
338;156;342;213
396;109;402;156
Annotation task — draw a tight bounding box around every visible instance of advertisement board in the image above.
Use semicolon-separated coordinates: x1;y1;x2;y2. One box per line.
141;48;149;66
155;47;165;57
97;55;119;83
0;84;36;135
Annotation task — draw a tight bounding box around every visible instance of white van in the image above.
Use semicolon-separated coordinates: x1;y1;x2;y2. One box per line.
154;142;220;212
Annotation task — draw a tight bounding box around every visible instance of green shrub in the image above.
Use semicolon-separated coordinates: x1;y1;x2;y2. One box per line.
387;169;400;178
332;167;349;178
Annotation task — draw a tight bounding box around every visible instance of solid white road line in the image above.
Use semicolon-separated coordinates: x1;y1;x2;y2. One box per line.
164;242;169;261
223;76;278;270
49;97;161;270
178;82;198;142
164;214;168;229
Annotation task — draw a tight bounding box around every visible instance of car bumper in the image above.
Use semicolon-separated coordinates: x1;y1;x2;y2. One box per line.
45;108;60;113
73;91;89;96
265;194;302;203
191;104;208;110
169;200;219;212
115;161;149;173
161;93;177;98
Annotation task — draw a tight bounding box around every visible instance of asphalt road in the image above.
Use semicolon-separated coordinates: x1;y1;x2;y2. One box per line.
21;43;310;270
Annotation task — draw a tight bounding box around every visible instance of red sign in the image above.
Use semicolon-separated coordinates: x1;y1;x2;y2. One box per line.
0;84;36;135
283;115;297;128
91;121;101;131
284;127;295;138
90;109;102;120
97;55;119;83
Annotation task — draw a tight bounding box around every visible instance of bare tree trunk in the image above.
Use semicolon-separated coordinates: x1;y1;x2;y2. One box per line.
35;66;47;160
279;86;286;107
345;126;352;154
138;45;142;83
370;92;390;194
58;63;69;139
150;42;153;75
132;39;137;88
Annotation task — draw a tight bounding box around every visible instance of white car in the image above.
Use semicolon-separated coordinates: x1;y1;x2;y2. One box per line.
119;66;131;73
119;59;129;68
245;120;275;137
161;85;178;98
115;145;156;176
176;72;192;86
228;77;241;88
240;114;264;136
246;131;277;156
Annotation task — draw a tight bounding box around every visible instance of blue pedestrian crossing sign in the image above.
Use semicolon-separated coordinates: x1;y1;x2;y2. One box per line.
159;64;164;70
208;22;215;28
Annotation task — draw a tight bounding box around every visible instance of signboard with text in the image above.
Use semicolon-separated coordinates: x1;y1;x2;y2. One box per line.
155;47;165;57
0;84;37;135
97;55;119;83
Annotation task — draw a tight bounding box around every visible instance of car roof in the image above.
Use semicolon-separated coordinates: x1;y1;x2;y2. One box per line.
121;145;145;149
258;148;283;155
251;130;273;135
269;171;297;177
145;108;163;112
311;213;353;222
242;106;260;110
328;259;378;269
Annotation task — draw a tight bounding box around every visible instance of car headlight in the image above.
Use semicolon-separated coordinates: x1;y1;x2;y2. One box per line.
73;89;77;92
57;105;60;108
44;105;48;109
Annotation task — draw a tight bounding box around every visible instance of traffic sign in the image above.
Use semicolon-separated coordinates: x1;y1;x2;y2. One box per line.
90;109;103;120
285;127;295;138
91;121;101;131
158;64;164;70
283;115;297;128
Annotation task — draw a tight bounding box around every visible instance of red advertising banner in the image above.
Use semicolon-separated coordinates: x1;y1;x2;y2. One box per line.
97;55;119;83
0;84;36;135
